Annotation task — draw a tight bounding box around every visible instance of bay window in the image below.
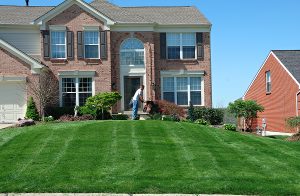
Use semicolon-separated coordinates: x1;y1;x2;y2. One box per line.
51;31;66;59
61;77;93;107
167;33;196;60
84;31;99;58
162;76;203;106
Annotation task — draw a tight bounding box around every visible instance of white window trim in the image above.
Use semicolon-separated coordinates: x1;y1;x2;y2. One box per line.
161;75;204;106
266;71;271;93
84;30;100;59
59;77;95;107
166;32;197;60
50;30;67;59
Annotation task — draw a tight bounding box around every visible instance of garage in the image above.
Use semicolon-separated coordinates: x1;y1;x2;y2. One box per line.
0;79;26;123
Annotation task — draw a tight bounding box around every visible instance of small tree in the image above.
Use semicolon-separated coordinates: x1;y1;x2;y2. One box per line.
286;117;300;133
228;99;264;131
25;97;39;121
81;92;122;120
27;67;59;120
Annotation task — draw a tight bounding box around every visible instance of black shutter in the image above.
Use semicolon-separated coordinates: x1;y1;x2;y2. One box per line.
77;31;84;59
100;31;107;59
196;32;204;59
160;33;166;59
42;30;50;58
67;31;74;59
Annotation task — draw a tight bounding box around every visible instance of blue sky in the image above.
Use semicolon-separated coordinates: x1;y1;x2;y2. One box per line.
2;0;300;107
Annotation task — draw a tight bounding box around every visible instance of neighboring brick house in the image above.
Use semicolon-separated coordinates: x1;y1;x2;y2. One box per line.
244;50;300;133
0;0;212;123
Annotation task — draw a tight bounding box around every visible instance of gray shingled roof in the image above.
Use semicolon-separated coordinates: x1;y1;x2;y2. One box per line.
0;6;53;25
272;50;300;84
0;0;210;25
123;6;211;25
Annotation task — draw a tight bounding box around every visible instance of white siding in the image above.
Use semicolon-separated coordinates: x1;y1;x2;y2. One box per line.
0;26;41;55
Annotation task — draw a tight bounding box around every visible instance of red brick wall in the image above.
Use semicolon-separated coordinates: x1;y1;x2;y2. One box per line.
244;53;299;133
42;4;112;97
154;32;212;107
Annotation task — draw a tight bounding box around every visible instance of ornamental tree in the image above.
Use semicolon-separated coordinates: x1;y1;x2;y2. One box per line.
228;99;264;131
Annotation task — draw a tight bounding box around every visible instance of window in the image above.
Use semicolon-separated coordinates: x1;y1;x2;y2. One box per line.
62;77;93;107
120;38;144;66
51;31;66;59
162;76;202;106
266;71;271;93
167;33;196;60
84;31;99;58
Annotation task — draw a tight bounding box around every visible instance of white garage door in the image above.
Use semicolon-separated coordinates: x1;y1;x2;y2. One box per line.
0;82;26;123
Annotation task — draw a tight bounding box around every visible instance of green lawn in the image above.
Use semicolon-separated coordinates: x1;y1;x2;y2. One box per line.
0;121;299;195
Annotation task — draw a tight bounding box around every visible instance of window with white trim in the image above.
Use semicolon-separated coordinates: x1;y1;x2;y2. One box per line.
120;38;144;66
51;31;66;59
61;77;93;107
167;33;196;60
84;31;99;58
162;76;202;106
266;71;271;93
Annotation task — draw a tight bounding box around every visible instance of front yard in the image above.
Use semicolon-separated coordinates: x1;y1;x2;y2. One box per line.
0;121;299;194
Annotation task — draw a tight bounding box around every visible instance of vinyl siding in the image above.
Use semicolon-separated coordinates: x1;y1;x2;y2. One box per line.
0;26;41;55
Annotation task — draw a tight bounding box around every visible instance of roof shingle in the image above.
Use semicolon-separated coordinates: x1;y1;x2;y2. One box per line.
0;0;210;25
272;50;300;84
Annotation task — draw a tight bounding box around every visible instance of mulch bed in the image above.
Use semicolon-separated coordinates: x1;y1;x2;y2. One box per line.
286;132;300;142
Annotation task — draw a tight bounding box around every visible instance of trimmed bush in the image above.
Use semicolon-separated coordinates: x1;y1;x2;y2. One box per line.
187;102;196;122
162;114;180;122
224;124;237;131
194;118;210;126
45;107;74;120
44;116;54;122
149;113;162;120
193;107;224;125
155;100;185;117
25;97;39;121
111;114;128;120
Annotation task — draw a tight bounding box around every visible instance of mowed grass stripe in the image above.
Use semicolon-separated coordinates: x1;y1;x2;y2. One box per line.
0;120;299;194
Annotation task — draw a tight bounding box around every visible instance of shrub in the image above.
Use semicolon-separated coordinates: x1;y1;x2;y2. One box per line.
155;100;185;117
45;107;74;120
81;92;121;120
187;101;196;122
162;114;180;122
44;116;54;122
194;118;210;126
224;124;237;131
58;114;94;122
79;106;111;120
25;97;39;121
111;114;128;120
193;107;224;125
149;113;162;120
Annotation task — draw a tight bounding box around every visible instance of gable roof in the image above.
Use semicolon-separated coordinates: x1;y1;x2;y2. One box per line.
34;0;115;26
0;0;210;26
0;38;44;72
272;50;300;84
243;50;300;99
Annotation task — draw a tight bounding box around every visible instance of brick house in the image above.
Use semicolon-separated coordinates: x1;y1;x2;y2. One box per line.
244;50;300;133
0;0;212;123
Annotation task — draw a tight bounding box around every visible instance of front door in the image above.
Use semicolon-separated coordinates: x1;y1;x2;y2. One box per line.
124;76;142;111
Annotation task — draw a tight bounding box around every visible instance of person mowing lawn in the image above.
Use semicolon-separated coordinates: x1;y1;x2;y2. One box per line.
132;85;144;120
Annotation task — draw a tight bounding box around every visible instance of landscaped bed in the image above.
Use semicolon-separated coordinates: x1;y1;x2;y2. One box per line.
0;121;299;195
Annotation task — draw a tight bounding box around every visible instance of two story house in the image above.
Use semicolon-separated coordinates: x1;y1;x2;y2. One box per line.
0;0;212;123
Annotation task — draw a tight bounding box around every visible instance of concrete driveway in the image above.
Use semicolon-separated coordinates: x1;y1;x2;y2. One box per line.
0;124;14;130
